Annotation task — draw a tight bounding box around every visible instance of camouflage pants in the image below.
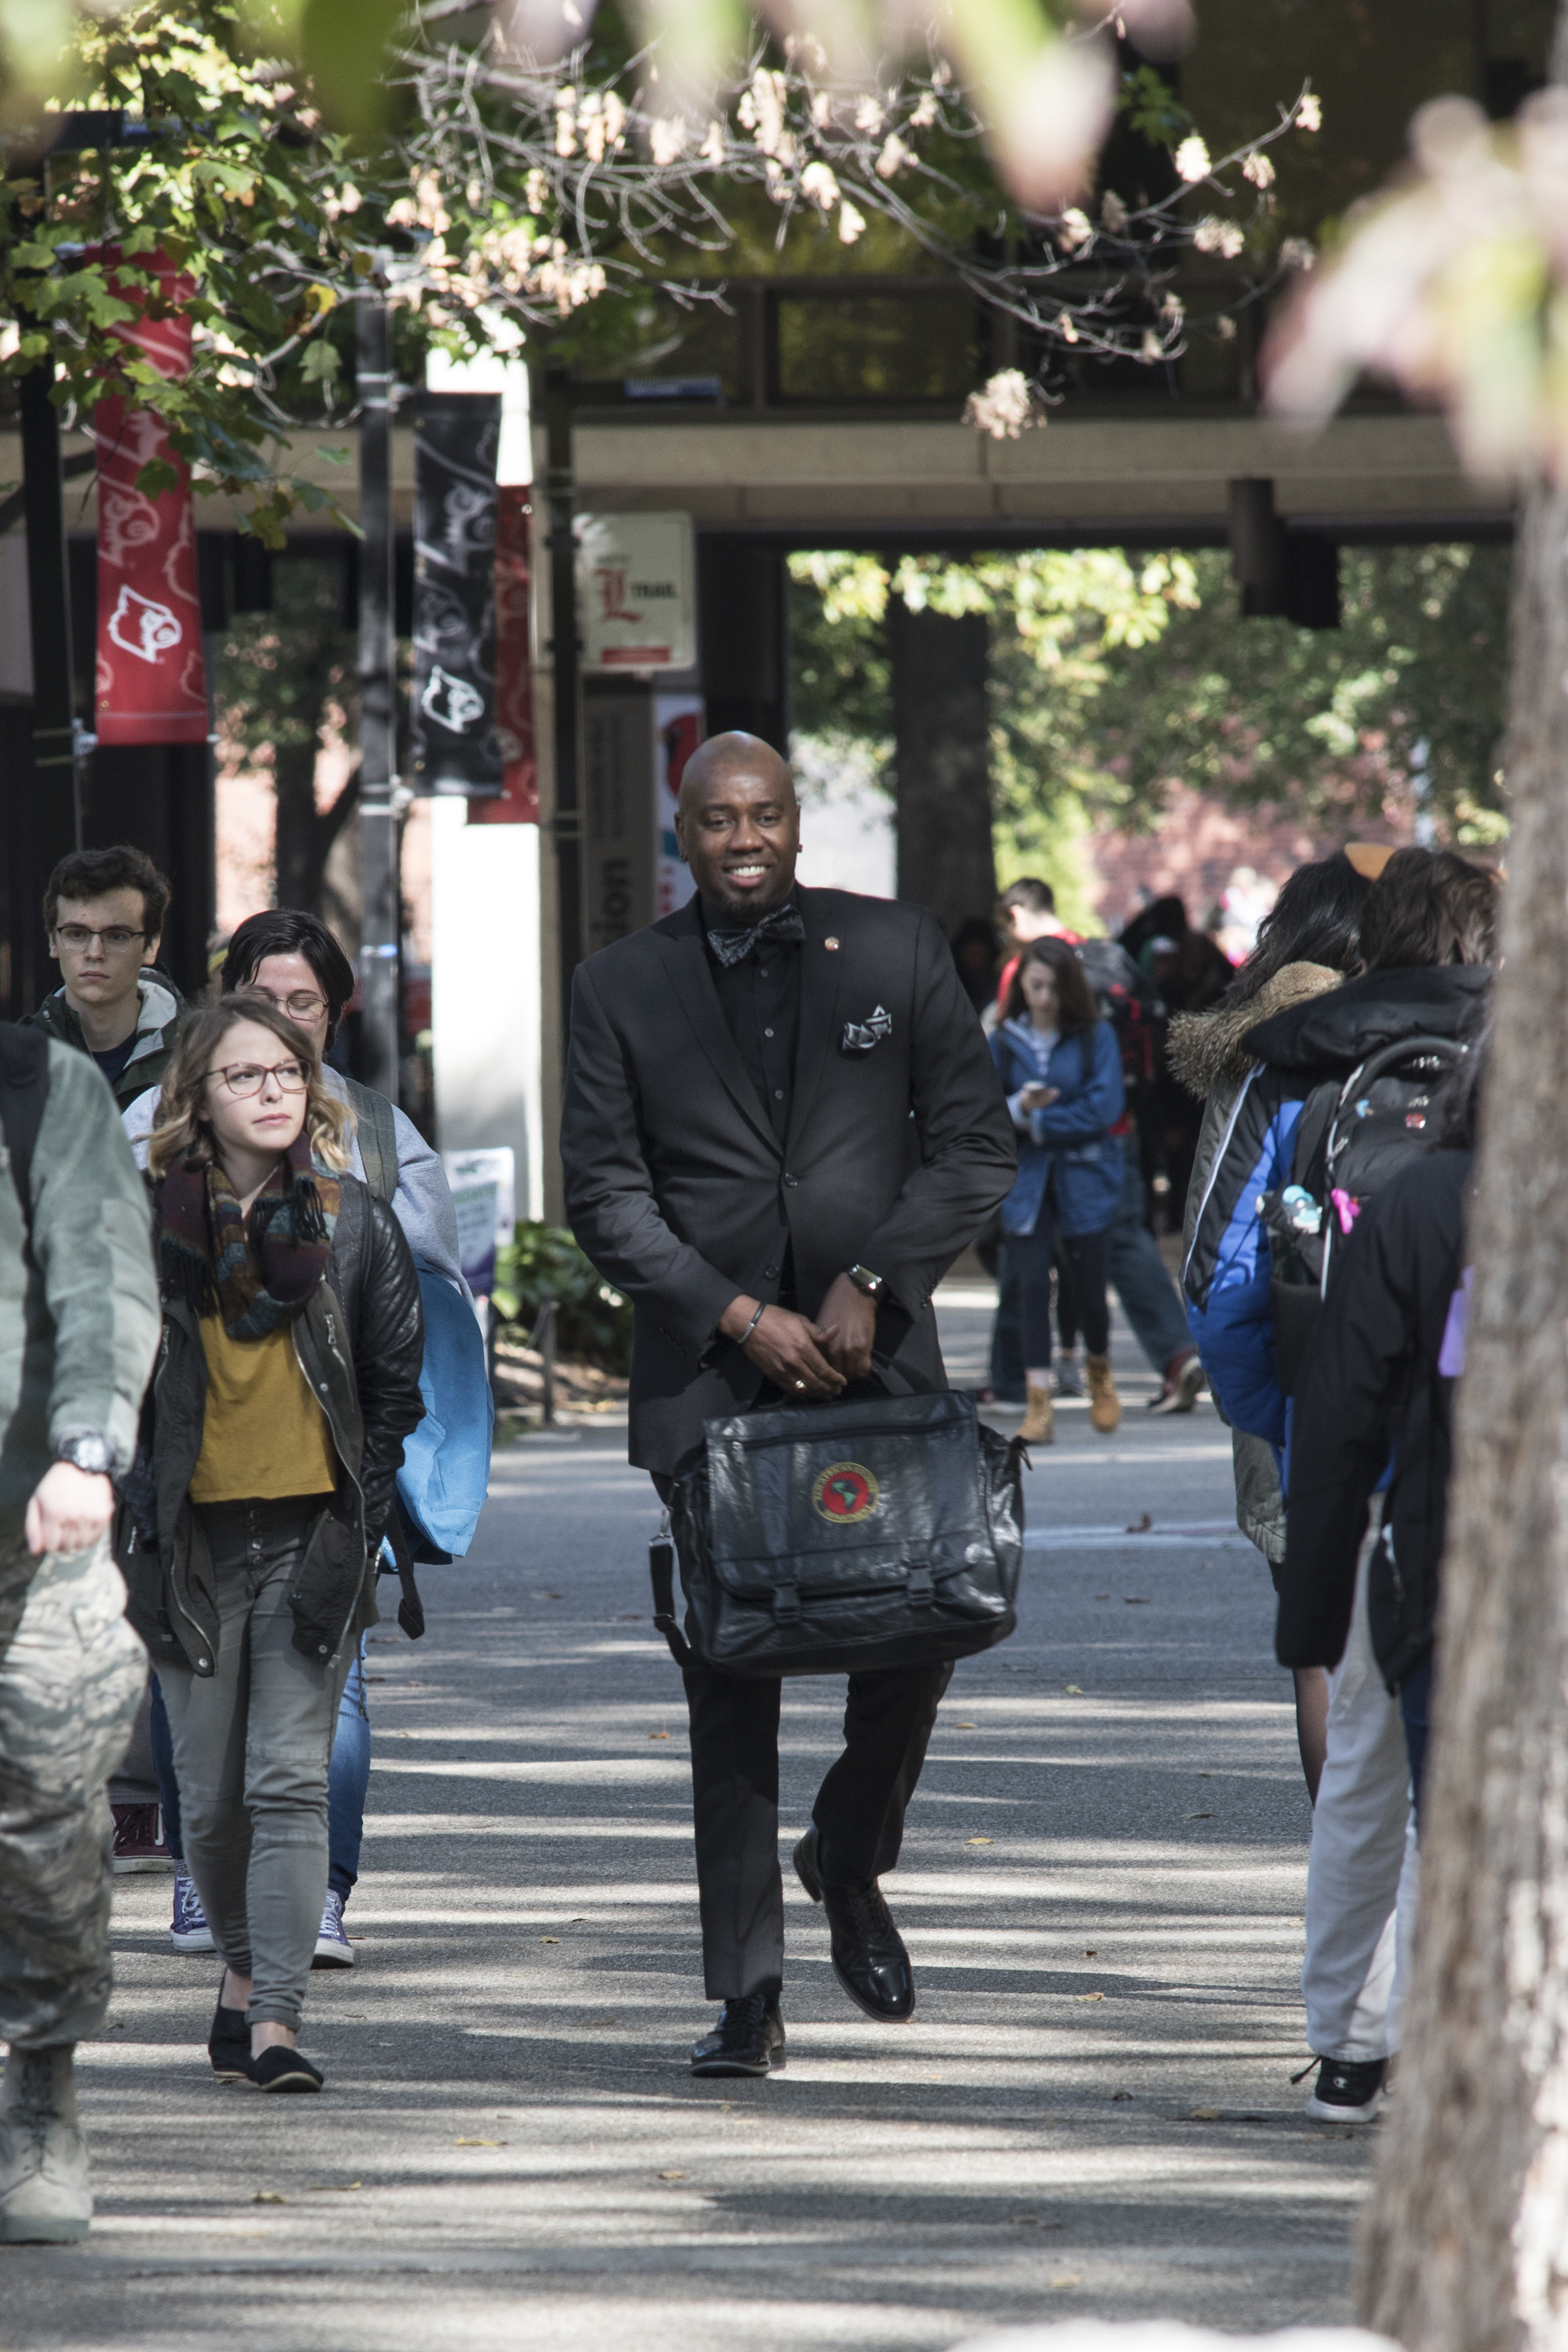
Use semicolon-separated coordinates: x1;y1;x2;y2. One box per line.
0;1535;146;2050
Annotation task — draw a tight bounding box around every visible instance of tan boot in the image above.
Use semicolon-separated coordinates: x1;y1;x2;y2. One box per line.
1086;1354;1121;1435
1020;1381;1054;1445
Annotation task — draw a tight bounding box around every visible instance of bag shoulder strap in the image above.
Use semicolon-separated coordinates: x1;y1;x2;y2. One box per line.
649;1512;696;1667
344;1077;399;1205
1288;1076;1341;1198
0;1022;51;1237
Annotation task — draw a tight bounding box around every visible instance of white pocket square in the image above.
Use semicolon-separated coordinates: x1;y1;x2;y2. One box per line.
842;1005;893;1053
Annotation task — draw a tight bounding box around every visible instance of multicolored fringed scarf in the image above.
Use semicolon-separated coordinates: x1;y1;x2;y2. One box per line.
159;1132;339;1339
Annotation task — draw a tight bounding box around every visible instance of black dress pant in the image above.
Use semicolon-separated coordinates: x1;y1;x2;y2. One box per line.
681;1654;953;2002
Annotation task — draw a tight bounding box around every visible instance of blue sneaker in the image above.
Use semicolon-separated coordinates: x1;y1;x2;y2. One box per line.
312;1889;355;1970
171;1865;216;1955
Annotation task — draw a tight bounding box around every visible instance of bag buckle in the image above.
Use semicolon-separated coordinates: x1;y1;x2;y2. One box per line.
773;1582;802;1622
907;1567;934;1608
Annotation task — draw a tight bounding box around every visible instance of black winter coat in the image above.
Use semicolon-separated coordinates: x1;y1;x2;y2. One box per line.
126;1173;425;1676
1277;1149;1471;1687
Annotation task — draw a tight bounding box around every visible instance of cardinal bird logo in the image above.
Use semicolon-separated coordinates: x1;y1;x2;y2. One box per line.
107;586;183;665
811;1462;880;1526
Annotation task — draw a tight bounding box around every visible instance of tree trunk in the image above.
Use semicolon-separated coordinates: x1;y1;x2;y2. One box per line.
273;746;359;919
890;598;995;933
1355;472;1568;2345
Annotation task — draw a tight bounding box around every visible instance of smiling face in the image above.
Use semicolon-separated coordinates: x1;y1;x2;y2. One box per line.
201;1017;310;1168
675;735;801;918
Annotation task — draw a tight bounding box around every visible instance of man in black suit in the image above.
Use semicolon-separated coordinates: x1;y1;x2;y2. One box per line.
562;732;1015;2076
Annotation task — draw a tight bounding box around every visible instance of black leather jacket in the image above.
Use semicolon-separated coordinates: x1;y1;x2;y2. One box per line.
125;1174;425;1676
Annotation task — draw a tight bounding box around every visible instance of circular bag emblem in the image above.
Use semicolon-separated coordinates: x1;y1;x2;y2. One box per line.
811;1462;880;1524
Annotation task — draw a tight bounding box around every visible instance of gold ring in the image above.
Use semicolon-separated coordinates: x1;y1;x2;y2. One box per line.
794;1379;806;1391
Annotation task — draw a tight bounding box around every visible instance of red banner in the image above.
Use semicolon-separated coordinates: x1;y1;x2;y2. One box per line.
92;248;208;747
470;485;538;825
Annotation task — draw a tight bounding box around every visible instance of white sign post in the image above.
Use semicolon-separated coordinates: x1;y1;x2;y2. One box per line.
576;512;696;674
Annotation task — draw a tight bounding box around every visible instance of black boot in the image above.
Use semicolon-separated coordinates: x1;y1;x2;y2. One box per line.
691;1995;786;2078
794;1827;915;2023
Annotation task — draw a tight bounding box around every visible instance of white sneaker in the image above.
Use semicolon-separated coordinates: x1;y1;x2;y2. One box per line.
312;1889;355;1968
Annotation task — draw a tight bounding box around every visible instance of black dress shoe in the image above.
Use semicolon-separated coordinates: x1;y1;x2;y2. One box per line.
691;1995;786;2076
793;1827;915;2023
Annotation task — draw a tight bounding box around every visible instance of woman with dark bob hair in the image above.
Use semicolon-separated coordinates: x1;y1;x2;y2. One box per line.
124;908;463;1291
127;994;424;2093
989;936;1126;1446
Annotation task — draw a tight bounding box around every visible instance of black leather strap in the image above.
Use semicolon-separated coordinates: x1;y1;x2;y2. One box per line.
649;1522;695;1668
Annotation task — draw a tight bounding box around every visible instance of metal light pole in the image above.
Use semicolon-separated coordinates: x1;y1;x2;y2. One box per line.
357;280;400;1099
19;361;84;852
545;365;582;1038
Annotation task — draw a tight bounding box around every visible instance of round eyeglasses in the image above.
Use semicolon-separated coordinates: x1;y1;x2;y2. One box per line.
205;1060;310;1098
246;988;327;1024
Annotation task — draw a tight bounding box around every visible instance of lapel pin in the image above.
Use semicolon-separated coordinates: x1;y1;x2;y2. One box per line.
824;937;840;951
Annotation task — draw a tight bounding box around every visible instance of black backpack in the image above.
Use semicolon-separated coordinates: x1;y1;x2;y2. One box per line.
1262;1032;1467;1395
1077;936;1158;1107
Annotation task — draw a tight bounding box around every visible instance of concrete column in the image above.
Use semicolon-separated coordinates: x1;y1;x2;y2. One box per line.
429;798;544;1218
696;538;787;751
889;598;994;934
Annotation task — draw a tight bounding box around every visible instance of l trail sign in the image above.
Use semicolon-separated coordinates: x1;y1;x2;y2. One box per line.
576;513;695;674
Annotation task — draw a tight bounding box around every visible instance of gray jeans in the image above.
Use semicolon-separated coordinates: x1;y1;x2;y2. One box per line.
158;1497;352;2031
0;1535;146;2050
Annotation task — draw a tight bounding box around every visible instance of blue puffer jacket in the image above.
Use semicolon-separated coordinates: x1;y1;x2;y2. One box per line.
990;1017;1125;1240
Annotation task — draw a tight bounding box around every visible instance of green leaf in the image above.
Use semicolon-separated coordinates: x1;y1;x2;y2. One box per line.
134;455;182;500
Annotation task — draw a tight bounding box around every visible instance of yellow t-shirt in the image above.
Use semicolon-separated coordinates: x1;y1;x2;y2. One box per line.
189;1315;338;1505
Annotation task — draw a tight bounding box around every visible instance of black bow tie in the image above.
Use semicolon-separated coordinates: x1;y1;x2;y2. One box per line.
705;902;806;969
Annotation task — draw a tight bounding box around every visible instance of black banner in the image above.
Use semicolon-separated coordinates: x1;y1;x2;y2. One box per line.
409;392;503;794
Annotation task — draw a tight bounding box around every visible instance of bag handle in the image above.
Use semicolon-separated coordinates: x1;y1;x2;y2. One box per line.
649;1509;696;1669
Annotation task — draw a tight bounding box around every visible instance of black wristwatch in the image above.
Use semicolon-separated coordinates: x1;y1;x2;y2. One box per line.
845;1264;885;1299
54;1433;116;1476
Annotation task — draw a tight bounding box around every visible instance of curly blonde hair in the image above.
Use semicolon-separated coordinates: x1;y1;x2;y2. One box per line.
149;994;354;1179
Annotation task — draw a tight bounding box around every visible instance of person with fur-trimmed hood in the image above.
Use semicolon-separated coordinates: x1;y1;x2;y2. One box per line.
1177;843;1497;2129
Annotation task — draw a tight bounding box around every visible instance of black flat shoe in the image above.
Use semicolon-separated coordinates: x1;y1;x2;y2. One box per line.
208;1996;250;2083
246;2045;324;2093
691;1995;785;2077
794;1827;915;2023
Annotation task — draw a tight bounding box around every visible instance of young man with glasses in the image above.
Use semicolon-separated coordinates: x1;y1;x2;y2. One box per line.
29;847;184;1111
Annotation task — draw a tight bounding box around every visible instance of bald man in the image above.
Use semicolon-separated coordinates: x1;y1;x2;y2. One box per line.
562;733;1015;2076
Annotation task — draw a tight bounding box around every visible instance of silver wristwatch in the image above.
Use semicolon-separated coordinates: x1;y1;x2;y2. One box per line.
54;1433;116;1476
845;1264;885;1299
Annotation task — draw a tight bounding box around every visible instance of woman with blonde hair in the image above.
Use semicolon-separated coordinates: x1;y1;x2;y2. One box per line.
125;995;423;2092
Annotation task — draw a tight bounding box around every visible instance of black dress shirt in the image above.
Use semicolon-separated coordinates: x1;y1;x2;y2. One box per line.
700;891;802;1147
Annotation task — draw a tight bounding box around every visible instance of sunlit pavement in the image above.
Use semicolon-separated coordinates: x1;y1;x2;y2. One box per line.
7;1284;1370;2349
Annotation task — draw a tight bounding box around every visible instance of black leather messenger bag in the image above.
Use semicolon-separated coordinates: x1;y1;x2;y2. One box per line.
650;1388;1026;1678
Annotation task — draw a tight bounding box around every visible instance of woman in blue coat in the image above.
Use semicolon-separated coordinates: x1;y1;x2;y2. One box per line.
990;938;1126;1445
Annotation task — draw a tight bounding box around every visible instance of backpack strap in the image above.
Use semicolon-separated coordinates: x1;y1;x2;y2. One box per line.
1288;1077;1340;1198
343;1077;399;1205
0;1023;51;1237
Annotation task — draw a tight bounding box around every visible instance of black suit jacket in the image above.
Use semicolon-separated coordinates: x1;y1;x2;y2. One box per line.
562;887;1017;1474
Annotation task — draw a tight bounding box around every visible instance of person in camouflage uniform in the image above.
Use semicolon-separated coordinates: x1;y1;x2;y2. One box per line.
0;1035;160;2243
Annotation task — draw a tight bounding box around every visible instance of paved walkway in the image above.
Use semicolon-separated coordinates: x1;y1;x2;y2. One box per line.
8;1293;1371;2350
